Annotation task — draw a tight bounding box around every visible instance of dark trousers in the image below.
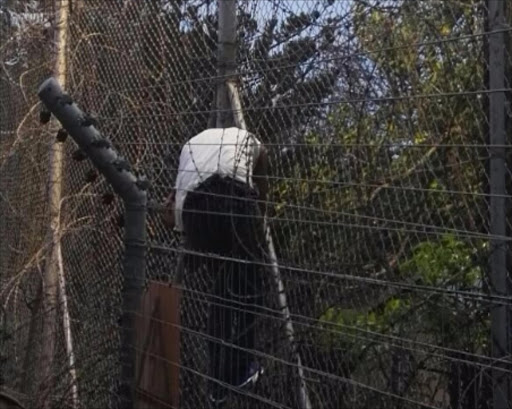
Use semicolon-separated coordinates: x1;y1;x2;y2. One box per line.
182;175;265;387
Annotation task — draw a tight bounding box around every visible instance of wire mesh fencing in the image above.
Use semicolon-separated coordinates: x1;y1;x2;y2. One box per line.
0;0;511;408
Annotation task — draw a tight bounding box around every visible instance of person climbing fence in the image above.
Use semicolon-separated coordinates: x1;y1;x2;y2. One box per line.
164;127;269;406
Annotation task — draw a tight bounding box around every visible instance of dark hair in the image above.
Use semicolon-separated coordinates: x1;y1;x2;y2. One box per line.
182;174;265;260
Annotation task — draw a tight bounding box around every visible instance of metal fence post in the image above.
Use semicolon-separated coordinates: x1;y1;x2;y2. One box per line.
487;0;511;408
216;0;237;128
227;82;313;409
221;2;313;399
37;78;147;409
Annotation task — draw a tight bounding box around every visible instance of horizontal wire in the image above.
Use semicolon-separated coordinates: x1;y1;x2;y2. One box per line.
125;316;444;409
152;205;499;243
174;286;512;372
5;293;511;383
2;279;505;407
96;88;512;120
7;273;501;370
82;27;511;94
3;4;510;408
127;157;505;199
119;141;506;149
149;184;503;241
148;245;512;305
151;176;507;199
130;343;291;408
150;176;499;211
6;259;501;364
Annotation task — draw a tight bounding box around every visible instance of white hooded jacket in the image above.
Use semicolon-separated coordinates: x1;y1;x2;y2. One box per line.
174;127;262;232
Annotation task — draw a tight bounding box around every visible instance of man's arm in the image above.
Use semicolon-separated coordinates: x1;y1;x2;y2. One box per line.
253;145;269;216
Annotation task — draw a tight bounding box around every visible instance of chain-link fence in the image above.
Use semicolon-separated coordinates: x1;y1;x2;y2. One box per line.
1;0;511;408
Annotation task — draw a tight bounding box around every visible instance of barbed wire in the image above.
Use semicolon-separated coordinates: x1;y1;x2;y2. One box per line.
1;0;510;408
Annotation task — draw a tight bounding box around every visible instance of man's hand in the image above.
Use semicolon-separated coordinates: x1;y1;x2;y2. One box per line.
162;190;176;228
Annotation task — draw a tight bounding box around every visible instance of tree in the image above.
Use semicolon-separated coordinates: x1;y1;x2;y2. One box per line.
74;1;493;407
292;1;494;407
1;0;503;408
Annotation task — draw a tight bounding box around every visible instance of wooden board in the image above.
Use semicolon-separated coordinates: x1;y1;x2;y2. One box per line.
135;281;181;409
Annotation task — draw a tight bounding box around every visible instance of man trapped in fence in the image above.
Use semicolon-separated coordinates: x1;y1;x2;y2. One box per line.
164;127;269;405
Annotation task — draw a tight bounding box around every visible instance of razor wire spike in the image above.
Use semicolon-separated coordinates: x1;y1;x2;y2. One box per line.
113;157;131;172
85;169;98;183
81;114;98;128
40;109;51;124
72;149;87;162
90;138;112;149
56;128;68;142
135;176;150;191
102;192;115;205
58;93;74;105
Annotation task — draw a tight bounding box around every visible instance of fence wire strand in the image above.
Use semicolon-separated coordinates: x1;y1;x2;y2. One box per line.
1;0;511;409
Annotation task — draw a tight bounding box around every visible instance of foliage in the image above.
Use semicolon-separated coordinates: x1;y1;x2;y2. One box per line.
1;1;505;408
318;233;490;407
